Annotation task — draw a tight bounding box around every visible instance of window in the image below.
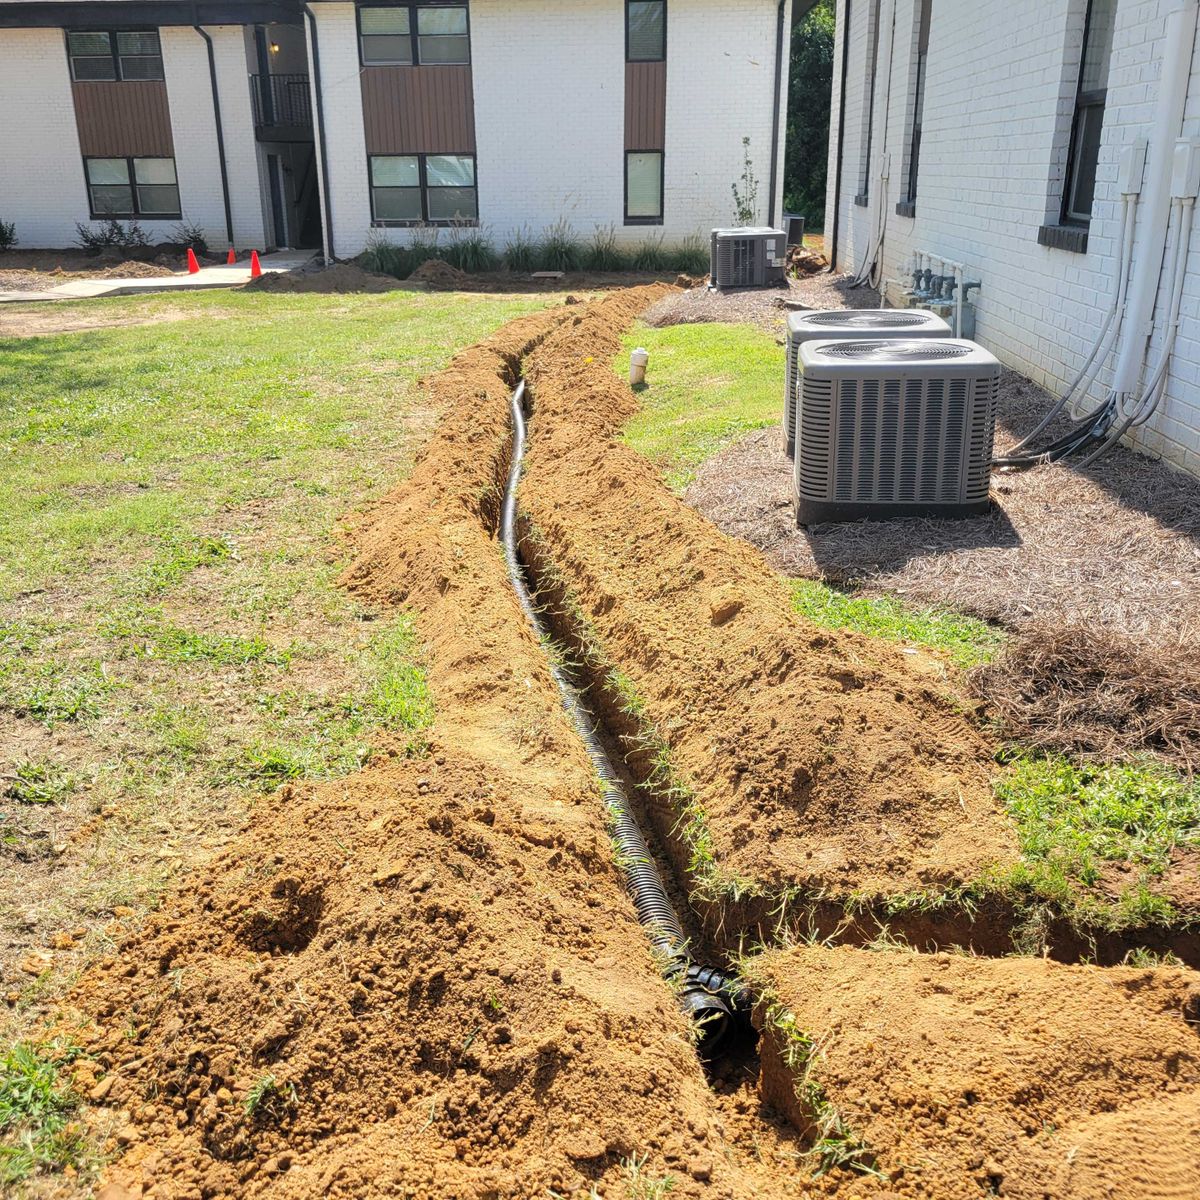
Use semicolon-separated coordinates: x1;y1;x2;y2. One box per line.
67;29;163;81
85;157;180;218
1063;0;1115;224
899;0;930;212
369;154;477;223
626;151;663;224
857;0;882;205
627;0;665;62
358;5;470;66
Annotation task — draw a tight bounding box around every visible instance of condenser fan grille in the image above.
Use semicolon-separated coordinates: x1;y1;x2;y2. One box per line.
820;340;973;362
805;311;932;328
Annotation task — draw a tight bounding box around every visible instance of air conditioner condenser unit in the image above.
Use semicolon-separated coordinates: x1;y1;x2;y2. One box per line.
783;309;952;456
794;339;1000;525
710;227;787;289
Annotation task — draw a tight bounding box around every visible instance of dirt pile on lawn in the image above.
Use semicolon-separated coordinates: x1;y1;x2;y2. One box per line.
971;624;1200;769
245;264;400;294
64;296;806;1199
408;258;472;289
752;944;1200;1200
518;291;1014;905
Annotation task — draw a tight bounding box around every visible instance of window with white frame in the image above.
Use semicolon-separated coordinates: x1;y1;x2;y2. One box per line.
358;5;470;66
369;153;478;223
85;157;180;218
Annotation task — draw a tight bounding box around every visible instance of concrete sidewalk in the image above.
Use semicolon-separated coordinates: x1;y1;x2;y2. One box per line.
0;251;317;304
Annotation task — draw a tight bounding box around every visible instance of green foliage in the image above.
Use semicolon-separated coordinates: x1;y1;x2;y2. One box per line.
503;226;539;272
100;606;291;667
996;754;1200;888
0;220;16;253
3;760;76;806
74;218;148;251
584;224;625;272
0;659;113;725
784;0;834;225
0;1040;90;1184
618;322;784;491
537;218;584;273
358;614;434;741
442;228;499;273
141;534;235;594
621;1152;675;1199
789;579;1005;668
171;222;209;257
731;136;761;226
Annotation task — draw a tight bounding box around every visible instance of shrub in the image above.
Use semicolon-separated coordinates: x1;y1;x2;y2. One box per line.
630;232;668;272
0;220;16;252
74;218;148;252
503;226;538;272
171;222;209;257
584;224;629;272
359;229;441;279
441;226;498;273
536;218;583;273
669;234;710;275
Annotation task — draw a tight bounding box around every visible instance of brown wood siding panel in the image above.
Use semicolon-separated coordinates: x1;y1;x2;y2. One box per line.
361;66;476;155
625;61;665;150
72;81;174;157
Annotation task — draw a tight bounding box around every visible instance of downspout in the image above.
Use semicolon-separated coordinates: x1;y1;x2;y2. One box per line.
768;0;789;227
1111;0;1198;396
192;23;234;251
827;0;851;271
303;2;335;263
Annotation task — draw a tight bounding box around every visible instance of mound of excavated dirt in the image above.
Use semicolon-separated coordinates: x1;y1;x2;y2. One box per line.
245;264;400;294
753;945;1200;1200
510;290;1014;910
66;299;808;1199
408;258;471;288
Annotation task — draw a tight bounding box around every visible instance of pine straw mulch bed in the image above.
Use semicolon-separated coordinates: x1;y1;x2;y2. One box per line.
969;625;1200;771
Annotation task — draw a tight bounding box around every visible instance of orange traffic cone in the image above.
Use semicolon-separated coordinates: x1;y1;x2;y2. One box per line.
250;250;262;279
186;248;201;274
226;247;236;265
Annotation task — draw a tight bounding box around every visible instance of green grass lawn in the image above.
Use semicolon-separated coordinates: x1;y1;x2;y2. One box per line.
618;322;784;492
0;287;556;1185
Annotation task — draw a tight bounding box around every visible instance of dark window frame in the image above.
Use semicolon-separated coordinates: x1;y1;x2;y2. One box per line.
356;3;471;67
82;154;181;220
624;149;664;226
368;152;479;226
899;0;930;210
65;27;164;82
626;0;667;64
1060;0;1112;227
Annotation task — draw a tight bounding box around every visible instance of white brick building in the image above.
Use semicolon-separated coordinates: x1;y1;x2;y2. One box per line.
826;0;1200;479
0;0;795;262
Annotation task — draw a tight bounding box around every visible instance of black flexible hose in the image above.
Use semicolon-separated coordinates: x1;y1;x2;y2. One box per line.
500;381;744;1049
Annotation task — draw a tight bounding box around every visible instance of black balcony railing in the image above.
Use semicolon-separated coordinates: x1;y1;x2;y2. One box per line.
251;73;312;129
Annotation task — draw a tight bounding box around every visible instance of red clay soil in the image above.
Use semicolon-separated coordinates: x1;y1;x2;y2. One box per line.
63;298;812;1199
519;291;1016;903
753;944;1200;1200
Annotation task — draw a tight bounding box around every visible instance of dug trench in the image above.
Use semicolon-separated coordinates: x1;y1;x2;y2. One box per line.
52;288;1200;1199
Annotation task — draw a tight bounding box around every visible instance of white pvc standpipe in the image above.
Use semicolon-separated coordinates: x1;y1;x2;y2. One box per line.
1111;0;1199;395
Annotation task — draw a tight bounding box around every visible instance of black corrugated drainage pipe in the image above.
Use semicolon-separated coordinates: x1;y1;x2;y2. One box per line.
192;23;234;251
501;381;744;1051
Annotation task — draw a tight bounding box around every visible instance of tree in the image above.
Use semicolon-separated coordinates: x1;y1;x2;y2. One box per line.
784;0;835;228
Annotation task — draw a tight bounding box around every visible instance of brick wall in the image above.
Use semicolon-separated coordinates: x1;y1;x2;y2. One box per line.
826;0;1200;479
336;0;789;255
0;28;90;248
161;26;268;252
